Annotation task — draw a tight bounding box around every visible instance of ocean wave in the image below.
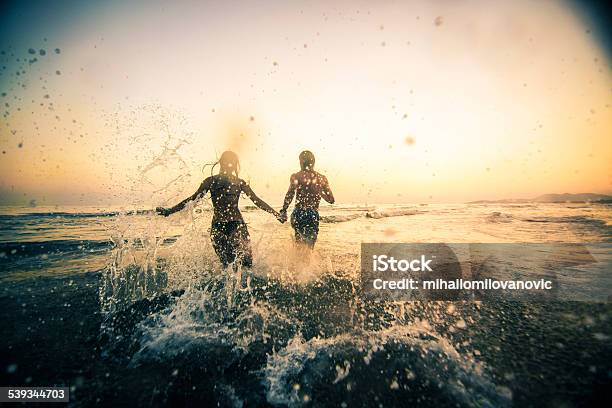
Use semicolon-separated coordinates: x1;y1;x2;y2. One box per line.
485;212;514;223
320;214;362;223
0;239;113;259
0;211;119;219
0;209;164;221
365;208;420;219
522;215;607;226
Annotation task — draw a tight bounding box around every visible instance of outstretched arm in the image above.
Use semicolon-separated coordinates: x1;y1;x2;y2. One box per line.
280;174;297;214
320;175;335;204
241;181;280;218
157;177;212;216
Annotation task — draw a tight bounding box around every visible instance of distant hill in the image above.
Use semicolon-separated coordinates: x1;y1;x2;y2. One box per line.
533;193;612;203
468;193;612;204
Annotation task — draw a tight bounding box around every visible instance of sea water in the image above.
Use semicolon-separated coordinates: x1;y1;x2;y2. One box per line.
0;202;610;406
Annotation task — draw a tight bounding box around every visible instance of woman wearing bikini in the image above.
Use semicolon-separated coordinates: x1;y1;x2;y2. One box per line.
156;150;282;269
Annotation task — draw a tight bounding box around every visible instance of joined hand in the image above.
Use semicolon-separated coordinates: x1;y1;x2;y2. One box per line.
277;210;288;224
156;207;170;217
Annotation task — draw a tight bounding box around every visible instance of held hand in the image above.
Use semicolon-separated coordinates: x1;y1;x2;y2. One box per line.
273;211;284;223
278;209;288;224
156;207;170;217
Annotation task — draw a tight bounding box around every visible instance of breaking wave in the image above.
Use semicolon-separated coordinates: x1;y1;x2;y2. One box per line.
365;208;421;219
485;212;514;223
320;214;362;223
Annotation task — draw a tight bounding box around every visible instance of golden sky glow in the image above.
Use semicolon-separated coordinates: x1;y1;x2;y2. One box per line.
0;0;610;206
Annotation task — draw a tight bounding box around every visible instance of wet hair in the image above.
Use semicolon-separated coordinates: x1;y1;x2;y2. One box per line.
299;150;315;170
205;150;240;177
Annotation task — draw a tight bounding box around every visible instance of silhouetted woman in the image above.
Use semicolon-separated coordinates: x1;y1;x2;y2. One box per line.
156;150;281;269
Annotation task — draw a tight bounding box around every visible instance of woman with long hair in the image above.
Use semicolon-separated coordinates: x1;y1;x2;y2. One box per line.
156;150;282;269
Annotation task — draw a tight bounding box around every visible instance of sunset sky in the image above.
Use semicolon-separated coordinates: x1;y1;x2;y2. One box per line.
0;0;610;207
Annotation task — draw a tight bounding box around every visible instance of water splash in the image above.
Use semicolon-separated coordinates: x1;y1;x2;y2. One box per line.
95;107;513;405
